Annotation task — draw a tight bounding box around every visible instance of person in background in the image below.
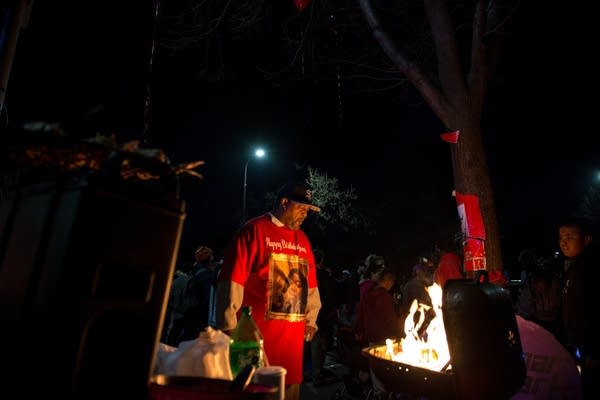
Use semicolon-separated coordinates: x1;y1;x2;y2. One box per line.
354;267;399;344
215;180;322;400
337;265;360;327
308;249;340;386
398;263;435;338
517;249;537;284
433;238;463;289
354;267;399;400
515;258;562;340
161;262;190;345
557;217;600;399
359;254;385;302
507;249;538;309
162;245;214;345
191;246;215;272
178;245;219;341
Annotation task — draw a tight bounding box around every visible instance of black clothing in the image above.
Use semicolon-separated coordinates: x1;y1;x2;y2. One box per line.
310;266;340;379
179;262;220;341
315;267;340;328
399;277;435;337
561;246;600;359
561;246;600;399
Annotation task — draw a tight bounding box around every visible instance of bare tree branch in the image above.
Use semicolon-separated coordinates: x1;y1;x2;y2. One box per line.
356;0;451;123
424;0;468;104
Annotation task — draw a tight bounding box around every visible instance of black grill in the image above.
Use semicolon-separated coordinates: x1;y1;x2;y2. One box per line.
363;272;526;400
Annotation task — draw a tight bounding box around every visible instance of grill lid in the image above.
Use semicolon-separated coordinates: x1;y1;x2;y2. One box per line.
442;271;526;400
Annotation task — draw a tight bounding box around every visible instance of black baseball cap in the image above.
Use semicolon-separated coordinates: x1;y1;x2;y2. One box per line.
276;180;321;212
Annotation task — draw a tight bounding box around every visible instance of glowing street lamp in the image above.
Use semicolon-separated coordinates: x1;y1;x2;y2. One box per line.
242;147;266;223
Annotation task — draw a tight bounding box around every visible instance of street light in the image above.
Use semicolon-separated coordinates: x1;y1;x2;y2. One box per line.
242;147;266;222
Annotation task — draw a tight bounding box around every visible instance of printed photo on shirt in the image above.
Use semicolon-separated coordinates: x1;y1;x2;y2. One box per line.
267;253;308;322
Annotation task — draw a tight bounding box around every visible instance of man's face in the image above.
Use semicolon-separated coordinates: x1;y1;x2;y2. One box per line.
281;199;310;230
195;248;213;262
559;226;590;258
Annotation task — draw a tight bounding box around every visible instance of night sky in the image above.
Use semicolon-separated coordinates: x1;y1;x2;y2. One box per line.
4;1;599;274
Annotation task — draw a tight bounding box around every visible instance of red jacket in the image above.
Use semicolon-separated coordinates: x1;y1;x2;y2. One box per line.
434;252;463;289
355;285;399;343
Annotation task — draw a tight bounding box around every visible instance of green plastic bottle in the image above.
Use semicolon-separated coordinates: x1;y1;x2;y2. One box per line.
229;306;265;377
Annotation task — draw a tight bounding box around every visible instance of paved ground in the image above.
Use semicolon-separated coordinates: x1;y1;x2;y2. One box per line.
300;359;349;400
299;349;372;400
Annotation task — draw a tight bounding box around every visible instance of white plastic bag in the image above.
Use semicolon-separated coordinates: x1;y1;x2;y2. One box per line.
161;327;233;380
154;342;178;375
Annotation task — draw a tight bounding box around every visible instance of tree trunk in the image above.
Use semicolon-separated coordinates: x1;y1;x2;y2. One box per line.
357;0;506;277
448;116;503;274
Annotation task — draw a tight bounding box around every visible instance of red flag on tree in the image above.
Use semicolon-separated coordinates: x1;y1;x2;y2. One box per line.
294;0;310;12
440;130;460;143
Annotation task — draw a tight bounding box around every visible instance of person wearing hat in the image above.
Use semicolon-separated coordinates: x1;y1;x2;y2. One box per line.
216;180;322;400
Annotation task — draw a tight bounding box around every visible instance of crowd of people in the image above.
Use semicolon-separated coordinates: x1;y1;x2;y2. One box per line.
160;178;598;400
512;217;599;399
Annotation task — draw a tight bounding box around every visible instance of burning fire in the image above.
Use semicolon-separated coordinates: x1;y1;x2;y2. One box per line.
385;283;451;371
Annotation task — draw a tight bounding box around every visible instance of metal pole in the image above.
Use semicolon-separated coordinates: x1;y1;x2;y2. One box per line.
242;159;249;223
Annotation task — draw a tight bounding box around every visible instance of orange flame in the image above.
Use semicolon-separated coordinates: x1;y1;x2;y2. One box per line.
386;283;451;371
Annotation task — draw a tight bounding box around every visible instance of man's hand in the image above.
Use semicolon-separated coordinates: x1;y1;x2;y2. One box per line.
304;325;317;341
